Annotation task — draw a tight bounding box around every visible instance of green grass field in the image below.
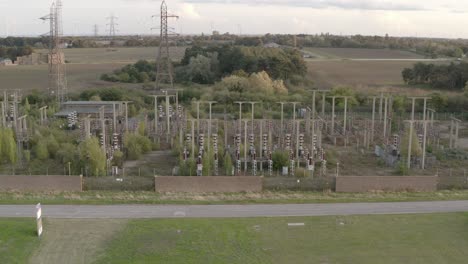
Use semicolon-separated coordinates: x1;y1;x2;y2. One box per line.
3;214;468;263
94;213;468;264
0;219;38;264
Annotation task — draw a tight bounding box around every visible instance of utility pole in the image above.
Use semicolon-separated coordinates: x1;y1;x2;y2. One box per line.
151;95;160;139
196;101;201;135
123;101;131;133
277;102;287;147
207;101;216;152
321;91;328;116
154;0;179;92
406;120;414;169
249;102;259;133
329;96;336;134
243;119;248;174
100;106;106;151
235;102;246;133
164;92;174;142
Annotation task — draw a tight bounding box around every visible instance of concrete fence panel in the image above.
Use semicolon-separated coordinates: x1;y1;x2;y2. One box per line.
336;176;438;193
155;176;263;193
0;175;83;192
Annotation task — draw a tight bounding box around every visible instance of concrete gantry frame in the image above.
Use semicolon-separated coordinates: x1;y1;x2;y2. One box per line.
39;106;48;126
403;97;431;169
426;108;436;127
370;94;392;144
165;89;183;115
327;96;351;135
122;101;132;133
150;95;161;138
163;91;175;142
277;102;287;143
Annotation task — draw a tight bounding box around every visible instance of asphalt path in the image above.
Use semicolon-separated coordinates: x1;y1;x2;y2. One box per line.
1;201;468;219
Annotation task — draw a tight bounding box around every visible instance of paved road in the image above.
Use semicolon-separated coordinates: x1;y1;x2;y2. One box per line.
1;201;468;219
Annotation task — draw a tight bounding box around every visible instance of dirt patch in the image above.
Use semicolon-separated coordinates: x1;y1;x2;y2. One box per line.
29;219;127;264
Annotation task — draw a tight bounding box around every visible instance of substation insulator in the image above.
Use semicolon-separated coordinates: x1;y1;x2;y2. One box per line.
235;134;241;146
100;133;105;146
252;160;257;176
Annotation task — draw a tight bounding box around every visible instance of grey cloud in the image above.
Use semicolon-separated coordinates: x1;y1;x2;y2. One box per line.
181;0;428;11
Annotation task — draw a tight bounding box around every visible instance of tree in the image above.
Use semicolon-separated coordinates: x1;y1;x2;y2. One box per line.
34;140;49;161
223;152;233;176
402;68;414;84
202;151;212;176
401;126;423;158
79;137;107;176
272;150;289;171
0;128;17;165
124;133;152;160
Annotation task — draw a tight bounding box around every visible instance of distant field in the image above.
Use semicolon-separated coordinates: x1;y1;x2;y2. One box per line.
0;47;187;93
37;47;187;64
308;60;415;88
303;47;424;59
306;60;458;96
0;63;133;93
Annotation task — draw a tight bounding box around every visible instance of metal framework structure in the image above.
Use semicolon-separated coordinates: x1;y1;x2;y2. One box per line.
154;0;178;91
40;0;67;103
106;14;118;38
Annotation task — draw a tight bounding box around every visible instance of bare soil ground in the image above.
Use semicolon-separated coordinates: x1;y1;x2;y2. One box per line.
29;218;127;264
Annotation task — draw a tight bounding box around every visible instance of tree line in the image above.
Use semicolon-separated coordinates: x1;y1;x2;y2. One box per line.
0;46;34;61
402;62;468;90
101;45;307;85
236;34;467;58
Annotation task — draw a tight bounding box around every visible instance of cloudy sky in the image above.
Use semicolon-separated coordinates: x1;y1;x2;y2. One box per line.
0;0;467;38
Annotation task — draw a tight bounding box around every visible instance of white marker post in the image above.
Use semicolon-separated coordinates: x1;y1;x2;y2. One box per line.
36;203;43;237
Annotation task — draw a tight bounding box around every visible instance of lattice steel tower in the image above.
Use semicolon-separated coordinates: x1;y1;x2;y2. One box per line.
107;14;118;38
155;0;178;91
40;0;67;103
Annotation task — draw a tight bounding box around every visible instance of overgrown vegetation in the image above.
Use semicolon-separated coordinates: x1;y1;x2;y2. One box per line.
0;45;34;61
101;45;307;86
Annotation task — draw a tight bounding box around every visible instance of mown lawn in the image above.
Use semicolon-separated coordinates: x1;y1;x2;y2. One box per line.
96;213;468;264
0;219;39;264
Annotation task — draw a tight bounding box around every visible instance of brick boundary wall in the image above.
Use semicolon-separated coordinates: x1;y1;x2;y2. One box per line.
0;175;83;192
336;176;438;193
155;176;263;193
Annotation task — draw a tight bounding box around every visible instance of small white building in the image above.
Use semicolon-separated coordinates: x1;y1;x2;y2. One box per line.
0;58;13;66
